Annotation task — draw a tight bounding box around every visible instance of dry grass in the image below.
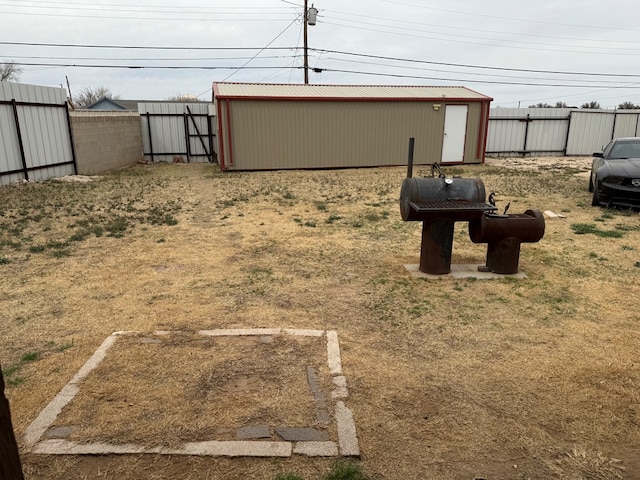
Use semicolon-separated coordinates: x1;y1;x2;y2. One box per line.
1;157;640;480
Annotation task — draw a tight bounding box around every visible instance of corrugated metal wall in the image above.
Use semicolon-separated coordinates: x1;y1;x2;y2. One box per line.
218;100;485;170
565;111;615;155
488;108;640;156
139;102;215;163
487;108;570;156
0;83;75;185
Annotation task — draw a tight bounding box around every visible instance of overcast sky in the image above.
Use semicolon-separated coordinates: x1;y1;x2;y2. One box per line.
2;0;640;108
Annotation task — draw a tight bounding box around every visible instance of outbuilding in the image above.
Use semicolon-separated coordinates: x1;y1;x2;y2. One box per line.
213;82;492;171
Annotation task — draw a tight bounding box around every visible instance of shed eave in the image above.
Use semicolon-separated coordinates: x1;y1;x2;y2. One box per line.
213;95;493;102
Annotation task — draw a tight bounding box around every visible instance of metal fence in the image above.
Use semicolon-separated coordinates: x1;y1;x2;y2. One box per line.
139;102;217;163
487;108;640;157
5;85;640;186
0;83;76;186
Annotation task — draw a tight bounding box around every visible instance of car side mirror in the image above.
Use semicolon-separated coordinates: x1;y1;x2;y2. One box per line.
593;152;603;157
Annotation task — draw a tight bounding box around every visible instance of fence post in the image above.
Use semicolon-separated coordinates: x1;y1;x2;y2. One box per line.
11;99;29;181
0;363;25;480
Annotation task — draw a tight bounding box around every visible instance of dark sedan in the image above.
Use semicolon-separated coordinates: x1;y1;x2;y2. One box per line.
590;137;640;208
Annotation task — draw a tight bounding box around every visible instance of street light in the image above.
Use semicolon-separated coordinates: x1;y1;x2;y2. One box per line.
303;2;318;84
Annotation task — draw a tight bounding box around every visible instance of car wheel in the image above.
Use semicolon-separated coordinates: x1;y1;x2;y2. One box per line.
592;186;600;206
588;176;593;192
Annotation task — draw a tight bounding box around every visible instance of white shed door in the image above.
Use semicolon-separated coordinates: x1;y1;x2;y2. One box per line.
441;105;468;163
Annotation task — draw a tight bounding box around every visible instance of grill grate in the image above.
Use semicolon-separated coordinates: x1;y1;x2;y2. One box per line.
410;201;497;213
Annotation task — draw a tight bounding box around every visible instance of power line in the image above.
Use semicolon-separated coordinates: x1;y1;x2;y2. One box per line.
322;20;640;56
318;67;640;89
223;16;300;81
323;56;639;85
321;14;640;53
0;10;292;21
9;62;299;70
0;41;298;51
376;0;637;31
325;9;640;46
314;49;640;78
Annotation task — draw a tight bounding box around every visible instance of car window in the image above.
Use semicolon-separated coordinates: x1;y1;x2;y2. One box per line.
609;143;640;158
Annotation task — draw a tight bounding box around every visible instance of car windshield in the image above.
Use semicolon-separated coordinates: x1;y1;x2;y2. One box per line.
609;142;640;159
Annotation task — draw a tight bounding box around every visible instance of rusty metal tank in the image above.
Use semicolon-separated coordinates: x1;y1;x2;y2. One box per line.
399;176;488;221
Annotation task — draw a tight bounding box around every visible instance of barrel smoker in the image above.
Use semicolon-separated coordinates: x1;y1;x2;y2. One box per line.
399;138;545;275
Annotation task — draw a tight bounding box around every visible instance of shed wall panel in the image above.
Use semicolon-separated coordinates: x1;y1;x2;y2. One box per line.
223;100;483;170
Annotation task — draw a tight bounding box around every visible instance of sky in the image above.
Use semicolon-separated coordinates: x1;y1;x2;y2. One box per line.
2;0;640;108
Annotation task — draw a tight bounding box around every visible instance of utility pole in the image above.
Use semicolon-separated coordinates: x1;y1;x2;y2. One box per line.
303;1;317;84
304;0;309;84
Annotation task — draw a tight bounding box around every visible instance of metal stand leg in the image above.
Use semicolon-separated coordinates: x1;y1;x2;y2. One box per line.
486;238;522;274
420;219;455;274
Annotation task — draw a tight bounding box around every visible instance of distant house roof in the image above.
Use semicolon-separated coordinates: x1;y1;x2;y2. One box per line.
84;97;209;111
213;83;493;102
84;97;130;110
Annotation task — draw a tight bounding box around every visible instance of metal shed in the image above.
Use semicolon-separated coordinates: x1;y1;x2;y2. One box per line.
213;82;492;171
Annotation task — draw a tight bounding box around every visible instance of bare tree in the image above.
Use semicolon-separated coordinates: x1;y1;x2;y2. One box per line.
581;101;601;109
555;101;569;108
74;86;120;109
165;93;199;102
618;101;640;110
528;103;552;108
0;61;22;82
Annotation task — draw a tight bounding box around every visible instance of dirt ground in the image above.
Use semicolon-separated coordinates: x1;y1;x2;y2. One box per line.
1;156;639;479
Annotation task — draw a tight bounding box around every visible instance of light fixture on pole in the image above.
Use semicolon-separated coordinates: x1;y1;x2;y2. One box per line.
303;2;318;84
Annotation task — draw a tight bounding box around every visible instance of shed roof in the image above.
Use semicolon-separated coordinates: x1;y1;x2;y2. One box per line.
213;82;492;102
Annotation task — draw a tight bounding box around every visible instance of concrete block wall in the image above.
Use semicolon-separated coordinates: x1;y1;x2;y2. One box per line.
70;112;143;175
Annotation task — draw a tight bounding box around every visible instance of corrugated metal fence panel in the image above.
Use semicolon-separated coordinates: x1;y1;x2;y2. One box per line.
566;111;615;155
487;108;570;156
0;100;21;180
139;102;212;163
613;112;640;138
0;83;74;185
526;118;569;154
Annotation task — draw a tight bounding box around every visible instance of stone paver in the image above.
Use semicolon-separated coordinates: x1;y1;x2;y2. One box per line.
236;425;271;440
283;329;324;337
331;376;348;399
293;441;339;457
335;401;360;457
198;328;282;337
174;441;292;457
275;427;329;442
326;330;342;375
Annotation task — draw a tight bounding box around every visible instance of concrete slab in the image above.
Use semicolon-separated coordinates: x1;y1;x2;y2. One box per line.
293;441;339;457
283;329;324;337
404;263;527;280
336;401;360;457
326;330;343;375
175;441;292;457
198;328;282;336
33;439;293;457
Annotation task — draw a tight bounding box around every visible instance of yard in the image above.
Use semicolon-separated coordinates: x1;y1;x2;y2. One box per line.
1;157;639;479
